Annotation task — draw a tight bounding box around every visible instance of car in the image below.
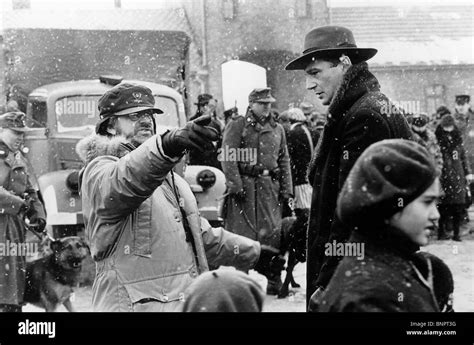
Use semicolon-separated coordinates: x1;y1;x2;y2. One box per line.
23;76;225;238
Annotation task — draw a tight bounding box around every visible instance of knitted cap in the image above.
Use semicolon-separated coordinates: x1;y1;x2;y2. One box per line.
337;139;437;227
182;270;264;312
440;114;455;128
436;105;451;116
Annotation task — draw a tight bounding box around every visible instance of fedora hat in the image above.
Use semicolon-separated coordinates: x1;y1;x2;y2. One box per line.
285;26;377;70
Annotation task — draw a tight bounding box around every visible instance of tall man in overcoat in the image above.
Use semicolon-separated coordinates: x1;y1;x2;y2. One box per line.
221;88;293;294
285;25;413;306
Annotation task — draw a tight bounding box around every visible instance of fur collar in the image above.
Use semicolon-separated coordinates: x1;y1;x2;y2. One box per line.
328;62;380;121
76;134;134;165
307;63;380;183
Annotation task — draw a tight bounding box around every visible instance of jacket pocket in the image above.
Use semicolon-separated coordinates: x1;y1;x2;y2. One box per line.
132;198;152;257
123;276;189;312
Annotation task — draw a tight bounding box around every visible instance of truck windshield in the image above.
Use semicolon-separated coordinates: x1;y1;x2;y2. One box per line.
55;95;179;132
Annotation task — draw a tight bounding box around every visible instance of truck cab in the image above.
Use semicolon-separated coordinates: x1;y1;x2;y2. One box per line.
24;76;225;237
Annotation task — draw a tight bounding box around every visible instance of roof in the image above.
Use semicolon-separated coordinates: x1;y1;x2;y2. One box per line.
2;8;189;32
330;5;474;65
1;7;202;74
29;79;182;100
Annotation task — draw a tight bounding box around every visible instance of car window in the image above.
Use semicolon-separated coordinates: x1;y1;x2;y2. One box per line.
26;98;47;127
54;94;179;133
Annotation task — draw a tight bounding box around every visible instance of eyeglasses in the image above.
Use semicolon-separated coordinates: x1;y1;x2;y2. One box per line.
126;111;155;121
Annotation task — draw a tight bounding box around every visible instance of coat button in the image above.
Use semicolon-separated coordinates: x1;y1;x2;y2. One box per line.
189;269;198;278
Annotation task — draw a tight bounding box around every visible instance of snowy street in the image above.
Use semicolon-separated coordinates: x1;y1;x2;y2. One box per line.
23;231;474;313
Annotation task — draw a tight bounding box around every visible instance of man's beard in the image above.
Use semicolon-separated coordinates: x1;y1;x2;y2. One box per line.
130;124;154;147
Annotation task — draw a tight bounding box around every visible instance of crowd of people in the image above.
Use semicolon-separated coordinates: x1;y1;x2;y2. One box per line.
0;25;471;313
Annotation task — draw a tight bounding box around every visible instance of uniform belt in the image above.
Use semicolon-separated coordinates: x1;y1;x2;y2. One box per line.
239;164;281;179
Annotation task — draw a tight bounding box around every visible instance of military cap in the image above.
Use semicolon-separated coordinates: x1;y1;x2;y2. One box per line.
248;87;276;103
96;83;163;134
195;93;214;106
0;111;27;132
455;95;470;104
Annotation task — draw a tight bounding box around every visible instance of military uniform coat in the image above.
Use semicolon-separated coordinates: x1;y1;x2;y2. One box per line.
0;141;45;306
306;62;413;302
221;110;293;248
458;108;474;172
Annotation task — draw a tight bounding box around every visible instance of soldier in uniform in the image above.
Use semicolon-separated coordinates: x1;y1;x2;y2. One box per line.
0;112;46;312
188;94;223;169
221;88;293;295
453;95;474;232
454;95;474;169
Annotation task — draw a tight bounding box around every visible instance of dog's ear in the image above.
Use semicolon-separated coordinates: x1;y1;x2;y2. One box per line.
83;241;91;255
51;240;62;253
78;239;91;255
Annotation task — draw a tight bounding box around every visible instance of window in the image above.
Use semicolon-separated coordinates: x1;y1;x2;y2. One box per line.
295;0;310;18
26;98;47;127
425;84;446;115
223;0;236;20
53;94;179;133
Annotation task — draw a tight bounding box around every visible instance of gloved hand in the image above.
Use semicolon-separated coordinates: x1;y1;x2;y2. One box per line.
28;218;46;233
18;200;30;219
254;244;285;276
161;114;219;157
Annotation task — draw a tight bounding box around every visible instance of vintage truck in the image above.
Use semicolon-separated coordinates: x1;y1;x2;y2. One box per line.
23;75;225;238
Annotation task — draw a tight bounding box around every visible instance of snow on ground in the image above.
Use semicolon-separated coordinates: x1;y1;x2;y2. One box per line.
23;234;473;313
23;217;474;313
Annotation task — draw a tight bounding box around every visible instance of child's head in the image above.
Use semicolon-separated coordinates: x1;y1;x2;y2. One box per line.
337;139;440;245
182;270;264;312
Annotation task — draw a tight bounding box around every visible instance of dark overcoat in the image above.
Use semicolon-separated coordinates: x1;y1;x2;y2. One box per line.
221;110;293;248
435;125;470;205
0;141;46;306
316;228;440;312
306;62;413;303
459;108;474;172
287;122;318;186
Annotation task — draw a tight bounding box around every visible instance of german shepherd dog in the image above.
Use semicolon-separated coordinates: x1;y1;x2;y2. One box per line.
278;212;307;298
24;236;90;312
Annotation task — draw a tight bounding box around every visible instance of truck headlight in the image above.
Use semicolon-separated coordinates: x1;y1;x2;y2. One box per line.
196;169;216;190
66;171;80;194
